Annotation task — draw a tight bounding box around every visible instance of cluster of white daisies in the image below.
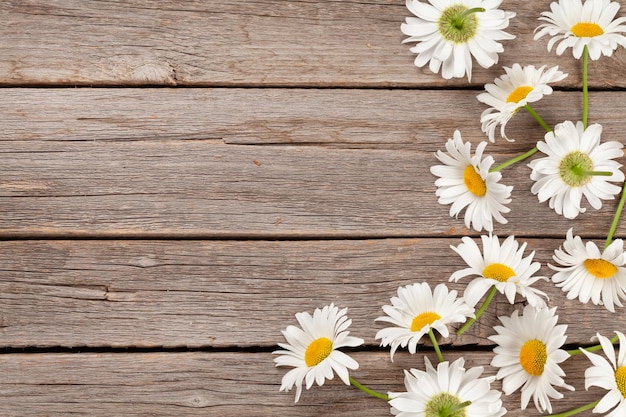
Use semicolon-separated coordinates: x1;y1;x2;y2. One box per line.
274;0;626;416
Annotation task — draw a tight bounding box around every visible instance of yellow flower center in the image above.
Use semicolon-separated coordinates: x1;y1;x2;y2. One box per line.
410;311;441;332
304;337;333;367
483;263;516;282
506;85;533;103
571;22;604;38
463;165;486;197
584;258;618;279
519;339;547;376
615;366;626;398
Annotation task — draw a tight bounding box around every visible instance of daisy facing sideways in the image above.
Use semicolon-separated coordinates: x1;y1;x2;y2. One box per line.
431;130;512;232
581;331;626;417
477;64;567;142
534;0;626;60
273;304;364;402
449;233;549;309
529;120;624;219
489;305;574;413
389;357;507;417
401;0;515;81
550;228;626;312
375;282;474;360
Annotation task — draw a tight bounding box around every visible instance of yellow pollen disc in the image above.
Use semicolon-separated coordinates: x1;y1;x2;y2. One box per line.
410;311;441;332
571;22;604;37
304;337;333;367
463;165;487;197
506;85;533;103
615;366;626;398
519;339;547;376
584;258;618;279
483;263;516;282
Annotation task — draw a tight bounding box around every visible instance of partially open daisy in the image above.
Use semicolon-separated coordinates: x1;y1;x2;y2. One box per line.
389;357;507;417
450;234;549;309
581;331;626;417
401;0;515;81
375;282;474;360
489;305;574;413
534;0;626;60
529;120;624;219
430;130;513;232
273;304;364;402
550;228;626;312
477;64;567;142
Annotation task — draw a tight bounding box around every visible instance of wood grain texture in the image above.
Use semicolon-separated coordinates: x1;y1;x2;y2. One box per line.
0;351;609;417
2;0;625;87
1;239;624;348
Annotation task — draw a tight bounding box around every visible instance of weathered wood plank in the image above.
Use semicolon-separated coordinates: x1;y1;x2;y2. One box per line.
2;0;625;87
3;89;624;153
0;351;608;416
1;239;624;348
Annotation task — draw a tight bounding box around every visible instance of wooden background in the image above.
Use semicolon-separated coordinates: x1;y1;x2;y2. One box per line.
2;1;626;415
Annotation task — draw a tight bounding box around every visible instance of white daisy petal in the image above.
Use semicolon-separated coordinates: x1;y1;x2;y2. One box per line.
273;304;364;402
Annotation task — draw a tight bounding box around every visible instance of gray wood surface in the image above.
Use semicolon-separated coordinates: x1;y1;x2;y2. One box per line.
2;0;626;415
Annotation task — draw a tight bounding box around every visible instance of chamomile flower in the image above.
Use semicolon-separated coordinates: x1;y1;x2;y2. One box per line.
273;304;364;402
430;130;513;232
401;0;515;81
449;234;549;309
389;357;507;417
529;120;624;219
581;331;626;417
550;228;626;312
375;282;474;360
489;305;574;413
534;0;626;60
477;64;567;142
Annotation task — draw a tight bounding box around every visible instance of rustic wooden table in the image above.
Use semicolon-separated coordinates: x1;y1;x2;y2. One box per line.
2;1;626;416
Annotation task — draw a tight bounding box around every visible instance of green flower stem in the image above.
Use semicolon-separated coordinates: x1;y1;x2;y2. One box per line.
457;285;498;335
453;7;485;28
605;181;626;249
490;146;538;172
546;399;599;417
442;401;472;417
428;328;445;363
349;377;390;401
525;103;553;133
582;45;589;129
567;334;619;356
570;168;613;177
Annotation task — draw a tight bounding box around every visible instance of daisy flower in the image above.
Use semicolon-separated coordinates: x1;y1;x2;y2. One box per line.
389;357;507;417
430;130;513;232
401;0;515;81
489;305;574;413
529;120;624;219
581;331;626;417
375;282;474;360
477;64;567;142
550;228;626;312
449;234;549;309
273;304;364;402
534;0;626;60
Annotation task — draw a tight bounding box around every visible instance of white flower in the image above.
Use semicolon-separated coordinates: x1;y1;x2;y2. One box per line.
375;282;474;360
450;234;549;309
534;0;626;60
389;357;506;417
581;331;626;417
477;64;567;142
430;130;512;232
401;0;515;81
489;305;574;413
273;304;364;402
550;228;626;312
529;120;624;219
